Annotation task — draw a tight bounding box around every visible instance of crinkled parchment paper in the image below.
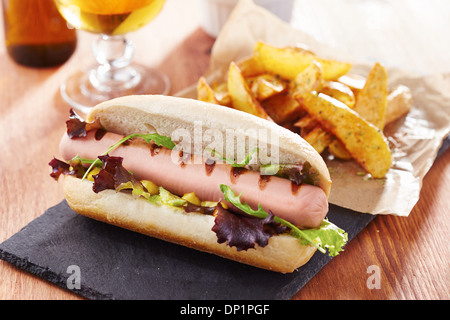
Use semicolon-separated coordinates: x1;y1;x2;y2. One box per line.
176;0;450;216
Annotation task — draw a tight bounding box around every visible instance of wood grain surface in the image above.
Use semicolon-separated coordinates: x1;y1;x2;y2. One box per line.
0;0;448;300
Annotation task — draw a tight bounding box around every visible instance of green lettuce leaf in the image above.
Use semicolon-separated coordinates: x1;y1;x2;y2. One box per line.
219;184;347;256
116;180;149;198
158;187;187;207
298;219;348;257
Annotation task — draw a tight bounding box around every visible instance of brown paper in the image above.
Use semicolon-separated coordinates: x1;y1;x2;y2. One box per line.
176;0;450;216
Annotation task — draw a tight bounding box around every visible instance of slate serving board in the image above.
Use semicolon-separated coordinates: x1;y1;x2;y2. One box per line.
1;137;448;300
0;201;373;300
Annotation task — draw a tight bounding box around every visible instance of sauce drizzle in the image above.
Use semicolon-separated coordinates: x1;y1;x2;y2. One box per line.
94;128;107;140
291;181;302;195
258;175;271;190
205;159;216;176
178;150;192;168
150;143;161;156
230;167;248;184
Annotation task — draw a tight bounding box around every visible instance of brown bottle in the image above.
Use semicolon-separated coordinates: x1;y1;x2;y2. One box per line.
2;0;77;67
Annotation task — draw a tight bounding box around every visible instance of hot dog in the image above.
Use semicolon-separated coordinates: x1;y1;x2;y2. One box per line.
59;130;328;228
50;95;347;273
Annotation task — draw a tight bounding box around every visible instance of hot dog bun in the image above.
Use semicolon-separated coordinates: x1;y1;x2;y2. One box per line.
63;175;317;273
61;95;331;273
86;95;331;196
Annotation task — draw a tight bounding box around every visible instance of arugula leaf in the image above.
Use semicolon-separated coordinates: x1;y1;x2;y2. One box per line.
70;155;98;165
219;184;348;256
82;132;175;180
110;133;176;152
207;147;258;167
219;184;267;218
137;133;176;150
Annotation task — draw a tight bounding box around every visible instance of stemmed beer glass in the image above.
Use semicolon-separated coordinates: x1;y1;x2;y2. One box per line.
54;0;170;113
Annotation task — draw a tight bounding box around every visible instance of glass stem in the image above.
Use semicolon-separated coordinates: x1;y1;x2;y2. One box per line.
89;34;141;93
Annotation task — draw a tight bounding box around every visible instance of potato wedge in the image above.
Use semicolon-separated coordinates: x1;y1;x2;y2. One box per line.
247;73;287;101
212;82;232;107
337;73;366;94
385;85;412;125
295;114;351;159
253;41;315;80
197;77;220;104
315;57;352;81
328;138;352;160
253;42;352;80
262;92;303;124
297;92;392;178
264;61;323;125
353;62;388;129
227;62;272;121
289;60;324;95
303;126;333;154
237;56;266;77
294;114;318;135
254;41;352;81
320;81;355;108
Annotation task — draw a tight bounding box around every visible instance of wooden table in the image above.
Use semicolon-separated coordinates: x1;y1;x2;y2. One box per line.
0;0;448;300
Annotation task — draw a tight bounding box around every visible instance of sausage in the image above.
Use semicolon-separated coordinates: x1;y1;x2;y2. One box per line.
59;130;328;228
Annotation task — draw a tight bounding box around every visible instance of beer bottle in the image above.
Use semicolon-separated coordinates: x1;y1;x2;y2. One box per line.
2;0;77;67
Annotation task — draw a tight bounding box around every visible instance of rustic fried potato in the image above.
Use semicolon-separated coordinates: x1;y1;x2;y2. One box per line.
328;138;352;160
212;82;232;107
290;45;351;81
197;77;220;104
247;73;287;101
295;113;351;159
353;62;388;130
385;85;412;125
314;57;352;81
263;61;323;125
193;42;411;177
294;114;318;135
261;92;303;124
227;62;272;121
295;114;352;159
337;73;366;94
237;56;266;77
254;42;352;81
253;41;316;80
320;81;356;108
297;92;392;178
303;126;333;154
289;60;324;95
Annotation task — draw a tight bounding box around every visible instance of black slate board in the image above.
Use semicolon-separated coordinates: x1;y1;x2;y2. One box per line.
1;136;448;300
0;201;372;300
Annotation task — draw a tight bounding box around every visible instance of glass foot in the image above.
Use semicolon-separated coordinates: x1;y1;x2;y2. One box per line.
60;64;170;114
